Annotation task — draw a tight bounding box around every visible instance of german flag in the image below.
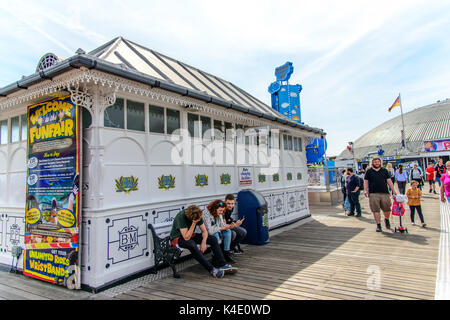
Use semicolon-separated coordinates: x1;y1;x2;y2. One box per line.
388;95;400;112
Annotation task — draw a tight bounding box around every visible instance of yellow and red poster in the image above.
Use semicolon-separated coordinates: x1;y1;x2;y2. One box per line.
24;96;81;289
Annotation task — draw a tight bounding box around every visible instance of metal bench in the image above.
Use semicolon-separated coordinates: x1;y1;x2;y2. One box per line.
148;223;182;278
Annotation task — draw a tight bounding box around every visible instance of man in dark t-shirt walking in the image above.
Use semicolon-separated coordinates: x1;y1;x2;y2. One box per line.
364;156;397;232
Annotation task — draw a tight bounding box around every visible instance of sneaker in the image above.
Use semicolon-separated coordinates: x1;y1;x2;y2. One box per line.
376;224;382;232
355;214;361;217
385;219;391;230
232;248;243;255
224;251;236;264
433;191;437;194
210;268;224;278
347;213;355;216
422;223;427;227
429;189;432;193
219;264;238;274
411;222;416;226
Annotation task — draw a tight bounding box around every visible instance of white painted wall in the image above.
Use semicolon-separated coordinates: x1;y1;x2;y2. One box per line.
0;88;315;290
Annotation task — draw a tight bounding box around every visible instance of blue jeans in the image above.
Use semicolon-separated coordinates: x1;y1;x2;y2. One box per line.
447;196;450;203
212;229;232;251
348;191;361;215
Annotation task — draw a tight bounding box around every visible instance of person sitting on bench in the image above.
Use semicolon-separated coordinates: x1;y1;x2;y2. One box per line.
169;205;236;278
224;194;246;254
202;200;236;264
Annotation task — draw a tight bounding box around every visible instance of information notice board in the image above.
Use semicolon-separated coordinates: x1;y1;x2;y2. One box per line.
24;96;81;289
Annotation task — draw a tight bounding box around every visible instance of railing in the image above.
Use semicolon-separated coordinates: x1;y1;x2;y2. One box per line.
307;166;340;191
435;200;450;299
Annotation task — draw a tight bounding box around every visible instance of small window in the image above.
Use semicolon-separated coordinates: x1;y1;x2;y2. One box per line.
149;105;164;133
127;100;145;131
104;98;124;129
236;124;244;144
82;108;92;130
283;135;288;150
270;130;280;149
287;135;293;150
188;113;199;137
294;137;298;151
259;132;268;147
0;120;8;144
214;120;223;140
225;122;233;141
244;126;250;145
10;116;20;143
21;114;27;141
201;116;211;140
166;108;180;134
298;137;303;151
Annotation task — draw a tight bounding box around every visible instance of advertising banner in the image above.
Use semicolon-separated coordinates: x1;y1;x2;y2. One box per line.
24;96;81;289
424;139;450;152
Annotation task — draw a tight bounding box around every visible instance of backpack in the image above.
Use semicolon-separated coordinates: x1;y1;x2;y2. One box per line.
358;176;364;189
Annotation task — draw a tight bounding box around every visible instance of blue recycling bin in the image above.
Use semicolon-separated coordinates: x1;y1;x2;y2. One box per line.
237;189;269;245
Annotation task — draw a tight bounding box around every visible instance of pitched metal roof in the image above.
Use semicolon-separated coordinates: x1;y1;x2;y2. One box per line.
0;37;325;135
337;99;450;159
89;37;284;119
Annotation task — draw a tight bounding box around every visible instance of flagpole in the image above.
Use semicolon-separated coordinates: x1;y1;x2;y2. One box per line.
399;93;406;148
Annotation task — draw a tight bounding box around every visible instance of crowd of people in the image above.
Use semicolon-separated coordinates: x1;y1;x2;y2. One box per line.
169;194;247;279
340;157;450;232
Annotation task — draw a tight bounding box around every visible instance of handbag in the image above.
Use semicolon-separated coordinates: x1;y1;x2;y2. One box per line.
344;196;351;211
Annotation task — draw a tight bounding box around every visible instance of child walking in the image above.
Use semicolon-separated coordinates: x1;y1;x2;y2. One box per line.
406;180;426;227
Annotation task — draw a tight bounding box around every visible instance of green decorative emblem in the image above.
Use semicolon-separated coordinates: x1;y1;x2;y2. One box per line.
258;174;266;183
297;172;302;180
262;211;269;227
158;175;176;190
220;173;231;185
273;173;280;182
115;176;139;194
195;174;209;187
287;172;293;181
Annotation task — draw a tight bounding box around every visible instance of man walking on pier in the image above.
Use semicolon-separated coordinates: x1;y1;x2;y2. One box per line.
346;167;362;217
364;156;397;232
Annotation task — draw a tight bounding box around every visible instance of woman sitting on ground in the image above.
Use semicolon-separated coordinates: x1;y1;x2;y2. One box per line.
203;200;236;265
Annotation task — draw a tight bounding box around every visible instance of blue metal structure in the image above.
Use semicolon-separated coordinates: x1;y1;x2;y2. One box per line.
306;137;327;164
268;62;303;124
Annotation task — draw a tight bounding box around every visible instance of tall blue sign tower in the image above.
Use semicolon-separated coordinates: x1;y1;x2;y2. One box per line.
268;62;303;124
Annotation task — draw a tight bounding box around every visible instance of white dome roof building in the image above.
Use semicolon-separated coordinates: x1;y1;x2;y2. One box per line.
337;99;450;166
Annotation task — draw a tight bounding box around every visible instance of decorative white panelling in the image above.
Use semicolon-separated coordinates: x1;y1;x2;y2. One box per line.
106;215;148;265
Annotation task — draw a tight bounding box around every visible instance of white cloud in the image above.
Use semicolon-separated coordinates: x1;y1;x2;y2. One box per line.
0;0;449;157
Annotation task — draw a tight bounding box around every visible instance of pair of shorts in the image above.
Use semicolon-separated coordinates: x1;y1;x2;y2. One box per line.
369;193;392;213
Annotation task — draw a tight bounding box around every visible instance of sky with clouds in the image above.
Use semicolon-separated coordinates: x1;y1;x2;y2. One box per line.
1;0;449;155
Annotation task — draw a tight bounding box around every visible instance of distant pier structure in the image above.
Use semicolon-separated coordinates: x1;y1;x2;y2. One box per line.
268;62;303;124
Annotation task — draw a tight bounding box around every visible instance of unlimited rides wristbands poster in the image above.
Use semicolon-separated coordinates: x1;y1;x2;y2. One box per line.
24;96;81;289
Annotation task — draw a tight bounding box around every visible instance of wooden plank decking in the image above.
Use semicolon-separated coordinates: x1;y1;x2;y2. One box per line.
113;192;441;300
0;192;442;300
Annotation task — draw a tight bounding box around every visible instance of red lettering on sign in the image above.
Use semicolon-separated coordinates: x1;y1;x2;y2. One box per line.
444;142;450;150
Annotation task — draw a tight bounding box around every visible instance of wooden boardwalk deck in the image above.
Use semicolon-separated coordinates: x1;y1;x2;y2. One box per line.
114;192;442;300
0;192;442;300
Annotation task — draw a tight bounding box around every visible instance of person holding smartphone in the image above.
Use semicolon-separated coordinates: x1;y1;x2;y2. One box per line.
224;194;247;254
